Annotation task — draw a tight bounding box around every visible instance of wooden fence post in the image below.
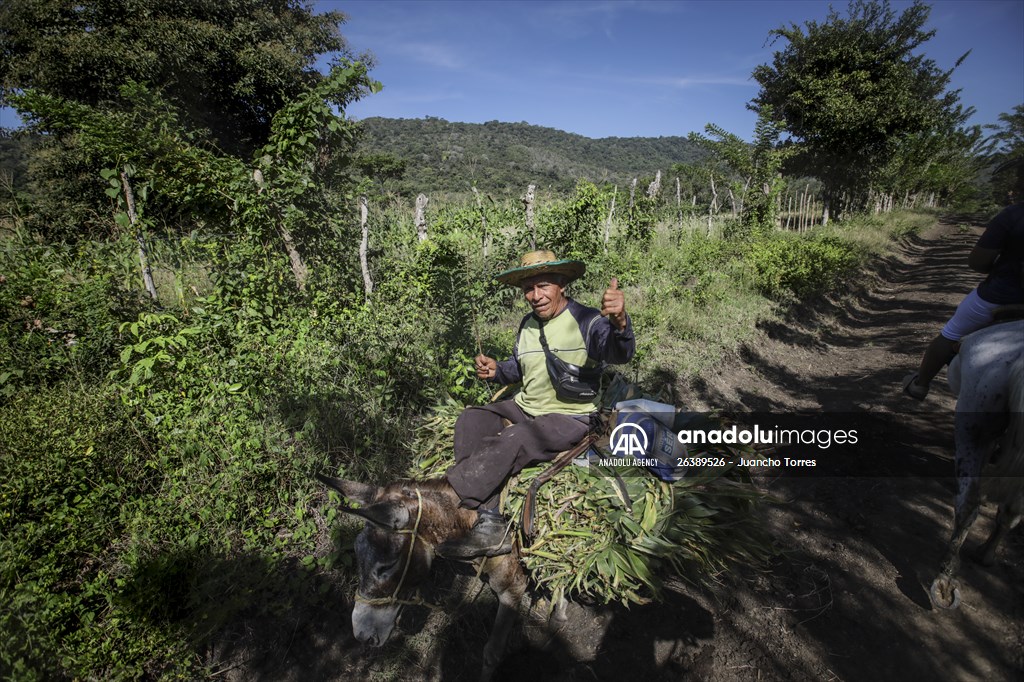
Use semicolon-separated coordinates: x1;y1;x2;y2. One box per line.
252;169;308;291
276;221;309;291
675;176;682;229
605;186;617;253
646;170;661;198
359;195;373;300
119;170;158;302
707;173;718;236
415;193;429;242
523;184;536;249
800;184;810;232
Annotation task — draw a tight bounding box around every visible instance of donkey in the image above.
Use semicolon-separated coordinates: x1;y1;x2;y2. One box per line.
316;474;560;681
930;319;1024;609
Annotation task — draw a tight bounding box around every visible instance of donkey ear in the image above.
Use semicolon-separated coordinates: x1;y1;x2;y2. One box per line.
316;474;411;529
316;474;379;507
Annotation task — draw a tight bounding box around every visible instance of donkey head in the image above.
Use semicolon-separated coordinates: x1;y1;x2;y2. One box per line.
317;474;434;647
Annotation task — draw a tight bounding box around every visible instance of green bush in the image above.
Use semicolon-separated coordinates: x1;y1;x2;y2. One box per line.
540;179;606;260
0;237;144;395
0;384;177;679
746;233;861;298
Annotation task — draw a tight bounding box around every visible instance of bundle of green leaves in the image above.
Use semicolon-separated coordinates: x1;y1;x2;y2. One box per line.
411;393;776;606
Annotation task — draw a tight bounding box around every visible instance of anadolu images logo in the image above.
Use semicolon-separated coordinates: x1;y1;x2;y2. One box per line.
609;422;648;457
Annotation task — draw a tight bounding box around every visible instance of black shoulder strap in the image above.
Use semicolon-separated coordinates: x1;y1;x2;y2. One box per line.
536;318;554;357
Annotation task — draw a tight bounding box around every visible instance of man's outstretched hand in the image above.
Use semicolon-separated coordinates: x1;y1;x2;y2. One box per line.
601;277;627;330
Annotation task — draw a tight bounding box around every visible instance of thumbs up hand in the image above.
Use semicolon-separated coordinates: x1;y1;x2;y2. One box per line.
601;277;627;330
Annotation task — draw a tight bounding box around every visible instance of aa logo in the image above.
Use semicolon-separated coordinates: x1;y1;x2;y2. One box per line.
609;422;648;457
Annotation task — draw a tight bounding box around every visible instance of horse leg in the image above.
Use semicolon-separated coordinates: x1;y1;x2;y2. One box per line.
931;479;980;609
930;412;988;610
479;555;528;682
980;372;1024;566
977;487;1024;566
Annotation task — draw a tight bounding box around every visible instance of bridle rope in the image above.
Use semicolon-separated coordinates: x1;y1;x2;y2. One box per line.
354;488;427;608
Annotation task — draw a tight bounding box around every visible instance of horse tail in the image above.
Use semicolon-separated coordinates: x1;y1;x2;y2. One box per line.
989;355;1024;501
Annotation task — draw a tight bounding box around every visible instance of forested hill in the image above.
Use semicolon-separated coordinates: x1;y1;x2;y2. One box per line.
355;116;706;197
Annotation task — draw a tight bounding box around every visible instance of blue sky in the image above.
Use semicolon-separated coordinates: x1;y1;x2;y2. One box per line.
329;0;1024;141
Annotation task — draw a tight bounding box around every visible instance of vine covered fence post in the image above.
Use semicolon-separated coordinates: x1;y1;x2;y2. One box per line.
119;170;158;302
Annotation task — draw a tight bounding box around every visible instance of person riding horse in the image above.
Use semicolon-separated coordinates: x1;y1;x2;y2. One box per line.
438;250;635;559
904;160;1024;400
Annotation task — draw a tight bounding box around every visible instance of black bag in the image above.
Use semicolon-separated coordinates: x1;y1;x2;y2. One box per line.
537;320;604;402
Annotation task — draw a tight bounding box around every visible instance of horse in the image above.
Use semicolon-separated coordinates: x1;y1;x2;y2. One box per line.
316;474;565;681
929;318;1024;610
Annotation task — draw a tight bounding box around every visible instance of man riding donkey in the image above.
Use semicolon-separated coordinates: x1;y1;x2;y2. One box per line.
437;250;635;559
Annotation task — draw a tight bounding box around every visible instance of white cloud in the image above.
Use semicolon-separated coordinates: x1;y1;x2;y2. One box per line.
539;66;756;91
528;0;681;41
393;42;465;70
375;90;466;105
651;75;756;89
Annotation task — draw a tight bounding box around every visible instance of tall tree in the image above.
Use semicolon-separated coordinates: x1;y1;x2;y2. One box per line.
11;61;379;286
986;105;1024;203
0;0;363;157
987;105;1024;163
688;107;789;232
750;0;967;219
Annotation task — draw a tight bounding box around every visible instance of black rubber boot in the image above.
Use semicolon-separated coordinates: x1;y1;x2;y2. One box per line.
436;509;513;559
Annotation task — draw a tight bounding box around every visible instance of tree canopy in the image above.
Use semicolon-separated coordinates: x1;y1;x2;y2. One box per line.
988;105;1024;164
986;104;1024;202
750;0;971;216
0;0;362;157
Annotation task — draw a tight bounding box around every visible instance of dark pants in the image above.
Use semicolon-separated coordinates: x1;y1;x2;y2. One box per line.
446;400;591;510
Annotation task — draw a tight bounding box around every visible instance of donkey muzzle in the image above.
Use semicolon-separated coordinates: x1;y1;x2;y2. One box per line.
352;602;400;647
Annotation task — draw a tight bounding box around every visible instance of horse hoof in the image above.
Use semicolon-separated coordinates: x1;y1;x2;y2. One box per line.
929;577;962;610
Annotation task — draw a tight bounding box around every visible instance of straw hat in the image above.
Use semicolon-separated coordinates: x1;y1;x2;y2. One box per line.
494;250;586;286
